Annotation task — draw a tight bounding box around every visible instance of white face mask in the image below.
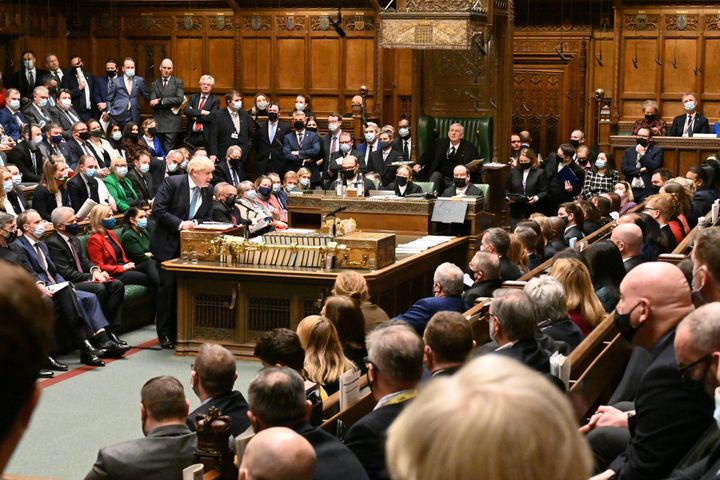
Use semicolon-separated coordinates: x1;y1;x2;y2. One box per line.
295;102;305;111
111;131;123;141
714;387;720;429
60;98;72;109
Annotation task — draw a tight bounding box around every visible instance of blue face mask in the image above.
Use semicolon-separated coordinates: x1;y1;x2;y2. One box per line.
66;223;80;236
2;180;13;193
272;184;281;193
595;160;607;169
8;99;20;111
137;217;148;230
140;163;150;173
247;190;258;200
34;224;45;238
684;100;696;111
84;168;96;179
124;69;135;78
38;98;48;108
102;217;117;229
116;166;128;177
51;135;63;144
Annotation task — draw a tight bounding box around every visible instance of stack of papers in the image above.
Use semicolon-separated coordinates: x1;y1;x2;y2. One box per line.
396;235;454;255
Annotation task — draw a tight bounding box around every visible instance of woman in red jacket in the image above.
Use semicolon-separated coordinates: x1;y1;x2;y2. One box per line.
86;204;152;286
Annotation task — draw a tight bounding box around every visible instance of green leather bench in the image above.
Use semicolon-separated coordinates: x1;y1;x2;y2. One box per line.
416;114;493;165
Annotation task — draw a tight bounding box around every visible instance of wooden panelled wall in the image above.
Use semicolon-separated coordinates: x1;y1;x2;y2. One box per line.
3;5;413;125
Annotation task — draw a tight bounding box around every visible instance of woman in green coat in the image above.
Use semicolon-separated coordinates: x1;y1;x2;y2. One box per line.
120;206;159;285
103;156;139;213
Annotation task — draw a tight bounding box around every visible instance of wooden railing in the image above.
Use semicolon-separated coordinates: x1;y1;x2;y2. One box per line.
659;210;715;264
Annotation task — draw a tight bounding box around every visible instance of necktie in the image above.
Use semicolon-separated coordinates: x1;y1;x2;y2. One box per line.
269;122;276;143
297;132;304;146
403;140;409;161
88;179;99;202
125;77;132;95
685;115;694;137
189;186;200;219
66;109;78;124
162;78;168;90
14;112;23;127
449;146;457;159
34;244;55;284
28;70;34;86
232;112;240;132
330;136;338;154
194;96;206;132
30;151;37;170
68;239;83;272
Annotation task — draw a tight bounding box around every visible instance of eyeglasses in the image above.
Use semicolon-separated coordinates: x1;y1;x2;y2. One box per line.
678;353;711;382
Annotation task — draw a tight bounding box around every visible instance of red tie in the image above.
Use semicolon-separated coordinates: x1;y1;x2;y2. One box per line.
194;96;207;132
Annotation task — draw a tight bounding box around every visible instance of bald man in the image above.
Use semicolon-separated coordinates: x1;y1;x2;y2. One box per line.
149;58;184;152
239;427;316;480
586;263;713;480
610;223;645;272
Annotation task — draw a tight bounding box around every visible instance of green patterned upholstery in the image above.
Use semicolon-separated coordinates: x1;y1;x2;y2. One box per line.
416;114;493;164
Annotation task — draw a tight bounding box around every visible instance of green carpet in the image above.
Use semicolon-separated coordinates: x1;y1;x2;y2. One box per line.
6;326;262;480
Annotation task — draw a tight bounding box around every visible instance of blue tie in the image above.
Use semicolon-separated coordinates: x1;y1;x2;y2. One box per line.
189;186;200;219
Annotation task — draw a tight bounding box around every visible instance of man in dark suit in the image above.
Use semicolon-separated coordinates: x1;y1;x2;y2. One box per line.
10;51;48;104
395;262;467;336
621;128;664;202
149;59;184;153
22;86;54;128
558;201;585;246
186;344;250;437
254;102;291;177
369;130;404;188
668;93;710;137
247;367;369;480
43;123;71;163
282;111;321;180
319;113;344;178
151;156;215;348
525;276;585;352
612;223;646;273
543;143;585;214
480;228;522;281
85;376;197;480
107;57;150;128
0;88;27;141
213;145;245;186
414;123;480;194
184;75;220;151
7;124;47;183
239;428;316;480
392;116;413;162
687;166;719;219
440;164;483;197
324;155;375;196
49;89;83;139
583;263;713;480
463;251;502;309
93;59;118;119
3;164;28;215
65;122;96;170
61;56;98;122
211;183;242;225
208;90;253;163
506;149;548;225
356;122;381;170
127;151;155;204
423;311;474;377
488;289;552;374
46;206;126;340
67;155;102;212
345;323;423;480
43;53;67;100
382;164;423;197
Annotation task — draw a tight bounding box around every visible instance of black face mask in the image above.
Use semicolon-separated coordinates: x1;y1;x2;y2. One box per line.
3;229;17;244
376;140;389;151
225;195;237;207
107;70;117;78
128;133;138;142
569;139;580;149
395;176;408;187
78;131;91;141
645;114;655;122
147;127;157;136
453;178;467;188
268;112;278;121
293;120;305;130
614;302;641;342
559;215;569;226
229;157;241;168
636;138;649;148
306;127;317;133
340;169;355;181
519;162;531;170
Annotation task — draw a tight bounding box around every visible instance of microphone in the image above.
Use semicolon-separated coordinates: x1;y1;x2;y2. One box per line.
324;205;348;218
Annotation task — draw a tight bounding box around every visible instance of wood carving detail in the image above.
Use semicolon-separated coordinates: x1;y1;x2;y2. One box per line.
209;15;233;32
310;16;332;31
276;15;306;32
404;0;484;12
381;19;469;48
126;16;173;32
345;16;375;32
665;14;698;31
624;14;659;31
704;14;720;31
242;15;272;32
177;15;202;31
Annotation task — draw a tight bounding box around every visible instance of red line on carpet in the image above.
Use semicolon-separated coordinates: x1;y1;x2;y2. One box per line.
39;338;160;389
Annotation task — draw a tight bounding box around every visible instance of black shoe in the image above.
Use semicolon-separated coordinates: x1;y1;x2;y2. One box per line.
48;356;68;371
38;369;55;378
108;332;128;347
92;332;130;358
80;351;105;367
159;336;175;350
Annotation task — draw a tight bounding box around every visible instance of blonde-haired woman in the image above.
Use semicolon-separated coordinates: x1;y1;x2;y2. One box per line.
86;204;152;287
296;315;356;396
0;166;25;216
32;157;72;221
550;257;606;335
614;181;637;215
332;270;389;332
386;355;592;480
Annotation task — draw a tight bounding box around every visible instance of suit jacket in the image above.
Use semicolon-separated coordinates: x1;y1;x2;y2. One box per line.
211;200;242;225
507;166;548;219
150;76;185;133
120;227;152;264
692;189;719;219
87;230;130;276
620;144;663;201
45;232;96;283
43;139;72;165
345;401;409;480
563;224;584;245
32;184;72;221
369;148;404;188
107;75;150;125
624;255;644;273
254;119;292;176
383;181;423;197
327;149;366;178
395;296;467;336
392;136;413;162
12;235;65;284
208;108;253;161
11;68;48;101
7;141;46;182
609;330;713;479
63;69;99;114
94;73;117;105
185;93;220;143
540;319;584;352
213;159;244;186
418;138;479;180
150;174;214;262
499;256;522;281
50;105;83;139
66;138;93;168
669;113;710;137
463;279;502;309
22;103;54;127
543;154;586;210
320;130;345;173
103;174;138;213
186;391;250;437
0;107;27;141
84;424;197;480
127;168;155;203
493;337;552;374
292;422;369;480
440;182;483;198
67;174;100;212
282;129;321;174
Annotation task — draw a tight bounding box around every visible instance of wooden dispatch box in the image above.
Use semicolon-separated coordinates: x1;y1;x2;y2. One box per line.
180;225;245;262
335;231;396;270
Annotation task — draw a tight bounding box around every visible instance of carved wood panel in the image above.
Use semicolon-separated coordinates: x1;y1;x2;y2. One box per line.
512;68;564;156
